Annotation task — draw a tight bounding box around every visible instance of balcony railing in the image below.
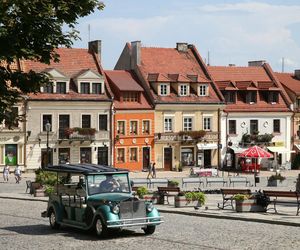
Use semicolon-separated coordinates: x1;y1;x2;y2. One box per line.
59;127;96;141
154;131;218;142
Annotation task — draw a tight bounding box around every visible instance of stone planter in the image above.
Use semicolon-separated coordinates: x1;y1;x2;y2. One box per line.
34;187;47;197
143;194;159;204
235;199;266;212
30;182;42;195
174;196;202;208
267;179;287;187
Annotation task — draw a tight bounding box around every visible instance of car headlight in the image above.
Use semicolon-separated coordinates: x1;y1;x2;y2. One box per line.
112;204;120;214
146;202;154;212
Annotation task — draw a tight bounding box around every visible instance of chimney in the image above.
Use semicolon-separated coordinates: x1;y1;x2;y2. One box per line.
248;60;266;67
88;40;102;62
131;41;141;68
176;42;188;52
295;70;300;80
228;64;235;67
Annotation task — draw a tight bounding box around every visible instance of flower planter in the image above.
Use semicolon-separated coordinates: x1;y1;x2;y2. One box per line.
143;194;159;204
34;187;47;197
235;199;266;212
174;196;202;208
267;179;287;187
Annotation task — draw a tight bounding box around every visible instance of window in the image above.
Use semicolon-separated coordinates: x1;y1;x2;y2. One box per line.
123;92;139;102
98;147;108;165
223;91;236;103
42;115;52;132
82;115;91;128
273;119;280;133
44;83;53;93
179;84;188;96
269;92;279;104
181;148;194;166
160;84;168;96
130;148;138;162
117;121;125;135
228;120;236;134
142;120;150;134
297;99;300;108
5;144;18;166
246;91;256;104
58;148;70;164
183;117;193;131
164;118;173;132
130;121;138;134
59;115;70;139
203;117;211;131
81;82;90;94
56;82;66;94
99;115;107;131
4;107;19;128
199;85;208;96
92;83;102;94
250;120;258;134
117;148;125;163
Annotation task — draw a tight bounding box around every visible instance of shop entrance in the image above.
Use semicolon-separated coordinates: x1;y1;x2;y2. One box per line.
164;147;172;171
143;147;150;171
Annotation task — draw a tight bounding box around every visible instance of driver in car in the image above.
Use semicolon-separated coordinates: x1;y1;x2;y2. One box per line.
100;175;120;192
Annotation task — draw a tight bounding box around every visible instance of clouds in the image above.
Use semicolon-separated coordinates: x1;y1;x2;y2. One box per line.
74;1;300;71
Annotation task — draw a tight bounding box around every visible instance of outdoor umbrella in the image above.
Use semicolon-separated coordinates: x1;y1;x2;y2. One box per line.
239;146;273;186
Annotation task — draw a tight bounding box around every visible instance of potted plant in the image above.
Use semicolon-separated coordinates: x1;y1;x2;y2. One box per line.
34;169;58;197
168;179;179;187
136;186;148;199
136;186;159;203
175;191;206;208
233;193;266;212
267;173;286;187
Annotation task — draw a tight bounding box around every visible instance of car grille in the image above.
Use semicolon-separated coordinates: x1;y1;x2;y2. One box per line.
119;200;146;220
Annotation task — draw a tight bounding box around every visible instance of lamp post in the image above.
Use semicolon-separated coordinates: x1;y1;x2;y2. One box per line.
45;122;51;168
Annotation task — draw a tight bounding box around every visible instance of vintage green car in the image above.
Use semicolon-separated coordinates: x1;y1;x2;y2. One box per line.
42;164;163;237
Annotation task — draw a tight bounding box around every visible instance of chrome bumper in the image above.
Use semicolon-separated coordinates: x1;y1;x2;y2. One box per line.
106;216;164;228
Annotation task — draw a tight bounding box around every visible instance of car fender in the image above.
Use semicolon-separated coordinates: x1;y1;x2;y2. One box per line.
47;201;62;222
94;204;119;225
147;207;161;222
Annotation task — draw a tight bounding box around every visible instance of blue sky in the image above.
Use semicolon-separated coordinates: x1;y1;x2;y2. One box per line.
72;0;300;72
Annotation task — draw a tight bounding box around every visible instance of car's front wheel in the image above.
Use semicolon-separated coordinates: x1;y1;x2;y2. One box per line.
49;209;60;229
143;225;156;235
94;216;108;238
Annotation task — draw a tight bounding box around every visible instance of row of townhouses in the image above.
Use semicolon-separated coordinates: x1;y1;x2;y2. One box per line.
1;40;300;173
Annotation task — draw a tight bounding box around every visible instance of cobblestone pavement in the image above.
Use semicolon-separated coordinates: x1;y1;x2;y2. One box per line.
0;199;300;250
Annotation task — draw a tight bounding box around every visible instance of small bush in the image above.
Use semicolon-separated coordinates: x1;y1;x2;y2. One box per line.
233;194;251;202
184;192;206;206
268;173;286;183
136;186;148;199
168;180;179;187
35;169;57;186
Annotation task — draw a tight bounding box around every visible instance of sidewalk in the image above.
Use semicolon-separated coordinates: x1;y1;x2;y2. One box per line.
0;170;299;227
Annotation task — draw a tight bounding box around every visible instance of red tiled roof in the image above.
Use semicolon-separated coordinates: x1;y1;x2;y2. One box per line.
208;66;272;82
105;70;143;91
23;48;99;78
275;72;300;95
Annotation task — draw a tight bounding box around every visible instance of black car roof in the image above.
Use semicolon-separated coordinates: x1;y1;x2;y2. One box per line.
44;164;128;175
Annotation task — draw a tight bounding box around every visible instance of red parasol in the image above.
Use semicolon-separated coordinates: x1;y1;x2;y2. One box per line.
239;145;273;158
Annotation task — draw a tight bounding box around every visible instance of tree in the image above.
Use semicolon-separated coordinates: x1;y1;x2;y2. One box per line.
0;0;104;126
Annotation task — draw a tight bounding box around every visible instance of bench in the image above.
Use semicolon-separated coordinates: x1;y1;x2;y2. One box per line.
149;178;168;188
206;177;227;187
157;186;180;204
229;177;250;187
182;177;204;188
263;190;300;215
131;178;149;188
218;188;252;209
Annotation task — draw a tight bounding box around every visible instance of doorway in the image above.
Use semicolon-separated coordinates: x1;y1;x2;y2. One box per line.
204;150;212;168
164;147;172;171
41;148;53;168
143;147;150;171
98;147;108;165
80;147;91;164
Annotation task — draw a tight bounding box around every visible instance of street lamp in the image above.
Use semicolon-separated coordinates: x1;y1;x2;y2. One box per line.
45;122;51;168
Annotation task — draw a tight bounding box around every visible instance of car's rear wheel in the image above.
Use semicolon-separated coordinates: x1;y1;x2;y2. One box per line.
94;216;108;238
49;209;60;229
143;225;156;235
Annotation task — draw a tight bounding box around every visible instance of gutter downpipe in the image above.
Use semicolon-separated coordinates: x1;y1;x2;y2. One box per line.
110;98;114;166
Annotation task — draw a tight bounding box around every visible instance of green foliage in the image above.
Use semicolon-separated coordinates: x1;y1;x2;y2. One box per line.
185;192;206;206
268;173;286;183
136;186;148;199
168;180;179;187
35;169;57;186
241;132;273;144
178;130;206;140
0;0;104;125
233;194;251;202
65;127;96;136
44;185;55;195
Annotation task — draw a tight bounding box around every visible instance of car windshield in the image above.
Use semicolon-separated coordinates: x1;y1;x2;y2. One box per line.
87;173;130;195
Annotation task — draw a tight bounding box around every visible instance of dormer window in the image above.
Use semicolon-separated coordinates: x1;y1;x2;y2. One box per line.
56;82;66;94
179;84;189;96
123;92;139;102
160;84;168;96
199;84;208;96
246;91;256;104
81;82;90;94
92;83;102;94
44;83;54;93
223;91;236;103
269;91;279;104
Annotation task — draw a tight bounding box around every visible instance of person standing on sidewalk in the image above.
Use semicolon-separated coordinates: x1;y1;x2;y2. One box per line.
3;165;10;182
152;162;156;178
147;162;153;179
14;165;21;184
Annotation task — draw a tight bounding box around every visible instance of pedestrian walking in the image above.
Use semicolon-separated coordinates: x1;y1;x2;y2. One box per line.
3;165;10;182
147;162;153;179
14;165;21;184
152;162;156;178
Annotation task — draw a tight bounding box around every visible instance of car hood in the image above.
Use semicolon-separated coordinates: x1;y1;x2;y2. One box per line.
87;193;133;202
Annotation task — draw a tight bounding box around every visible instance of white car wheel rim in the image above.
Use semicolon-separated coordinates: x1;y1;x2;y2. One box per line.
50;212;56;226
96;219;102;234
